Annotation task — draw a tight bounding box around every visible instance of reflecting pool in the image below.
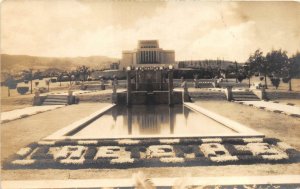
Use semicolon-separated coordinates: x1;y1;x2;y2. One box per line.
71;105;236;138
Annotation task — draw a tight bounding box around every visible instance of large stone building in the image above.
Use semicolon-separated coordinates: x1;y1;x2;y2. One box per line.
120;40;175;69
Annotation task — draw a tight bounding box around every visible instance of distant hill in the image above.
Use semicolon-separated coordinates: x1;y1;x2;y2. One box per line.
1;54;119;73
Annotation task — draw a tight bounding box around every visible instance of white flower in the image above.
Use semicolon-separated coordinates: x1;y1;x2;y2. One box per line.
12;160;35;165
210;155;238;162
234;145;249;151
16;147;32;157
262;154;288;160
95;146;121;159
243;138;263;143
118;139;140;145
38;141;55;145
160;157;184;163
247;143;279;156
110;158;134;164
200;143;227;157
201;138;222;143
159;139;180;144
77;140;98;145
54;146;86;160
60;159;84;164
276;142;294;151
147;145;175;158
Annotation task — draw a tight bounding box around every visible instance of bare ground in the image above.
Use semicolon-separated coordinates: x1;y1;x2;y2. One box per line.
1;101;300;180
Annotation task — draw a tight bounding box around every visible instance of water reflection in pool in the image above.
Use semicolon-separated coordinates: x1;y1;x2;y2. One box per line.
73;105;236;138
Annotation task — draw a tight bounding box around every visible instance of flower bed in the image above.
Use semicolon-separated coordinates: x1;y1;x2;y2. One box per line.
3;137;300;169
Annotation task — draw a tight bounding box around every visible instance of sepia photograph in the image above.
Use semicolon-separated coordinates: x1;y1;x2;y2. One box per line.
1;0;300;188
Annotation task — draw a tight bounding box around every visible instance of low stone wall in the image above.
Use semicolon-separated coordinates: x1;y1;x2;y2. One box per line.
189;91;226;100
77;93;112;103
265;91;300;100
117;91;182;105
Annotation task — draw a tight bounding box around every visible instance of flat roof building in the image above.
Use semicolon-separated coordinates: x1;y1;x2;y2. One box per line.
121;40;175;69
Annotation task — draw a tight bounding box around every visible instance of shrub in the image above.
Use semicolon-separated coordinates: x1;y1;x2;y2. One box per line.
80;85;87;90
237;75;246;83
282;77;290;83
17;87;29;95
5;79;17;89
270;78;280;89
38;87;48;93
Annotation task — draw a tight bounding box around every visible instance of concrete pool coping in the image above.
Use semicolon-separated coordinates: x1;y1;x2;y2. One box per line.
184;102;264;136
44;103;264;141
44;104;116;140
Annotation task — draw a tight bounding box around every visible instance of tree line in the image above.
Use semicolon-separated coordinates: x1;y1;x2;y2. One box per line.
240;49;300;91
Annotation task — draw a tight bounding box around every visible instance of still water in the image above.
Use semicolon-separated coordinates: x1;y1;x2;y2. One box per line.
72;105;236;138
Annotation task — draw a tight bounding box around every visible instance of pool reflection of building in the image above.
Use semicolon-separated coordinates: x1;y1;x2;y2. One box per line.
71;105;236;138
118;105;187;135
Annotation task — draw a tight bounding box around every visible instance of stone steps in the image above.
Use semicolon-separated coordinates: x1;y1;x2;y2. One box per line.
42;95;68;105
42;102;68;105
232;91;260;101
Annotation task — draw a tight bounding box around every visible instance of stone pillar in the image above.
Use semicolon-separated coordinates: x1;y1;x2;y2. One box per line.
112;77;117;104
225;86;233;101
146;51;149;63
135;70;139;90
194;78;199;88
100;78;105;90
68;90;74;104
151;51;154;63
127;70;131;106
168;70;174;106
181;81;189;102
160;69;163;90
33;91;42;106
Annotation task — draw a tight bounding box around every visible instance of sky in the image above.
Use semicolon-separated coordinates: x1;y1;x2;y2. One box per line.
1;0;300;62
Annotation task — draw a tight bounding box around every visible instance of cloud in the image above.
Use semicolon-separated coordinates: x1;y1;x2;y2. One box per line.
1;1;300;62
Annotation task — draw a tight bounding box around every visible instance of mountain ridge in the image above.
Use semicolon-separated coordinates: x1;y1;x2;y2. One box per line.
1;54;120;72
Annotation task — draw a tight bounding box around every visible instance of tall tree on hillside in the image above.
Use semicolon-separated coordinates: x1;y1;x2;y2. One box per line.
283;52;300;91
248;49;268;88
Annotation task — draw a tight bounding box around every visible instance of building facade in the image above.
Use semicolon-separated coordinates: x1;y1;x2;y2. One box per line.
121;40;175;68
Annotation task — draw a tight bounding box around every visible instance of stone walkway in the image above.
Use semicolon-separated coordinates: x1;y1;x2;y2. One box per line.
1;105;65;123
236;100;300;117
